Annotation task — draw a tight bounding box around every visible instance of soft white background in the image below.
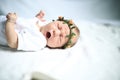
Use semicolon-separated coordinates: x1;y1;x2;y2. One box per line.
0;0;120;21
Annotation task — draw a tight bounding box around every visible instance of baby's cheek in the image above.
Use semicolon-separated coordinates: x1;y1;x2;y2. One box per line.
48;38;58;46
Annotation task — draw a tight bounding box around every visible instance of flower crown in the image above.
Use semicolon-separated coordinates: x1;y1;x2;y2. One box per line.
53;16;76;48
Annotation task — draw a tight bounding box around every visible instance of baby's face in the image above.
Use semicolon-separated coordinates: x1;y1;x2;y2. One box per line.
42;21;70;48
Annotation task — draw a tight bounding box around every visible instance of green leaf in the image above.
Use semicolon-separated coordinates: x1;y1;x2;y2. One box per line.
71;26;75;29
71;32;76;36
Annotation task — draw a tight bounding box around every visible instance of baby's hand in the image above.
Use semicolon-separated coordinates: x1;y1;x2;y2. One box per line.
6;13;17;23
36;10;46;22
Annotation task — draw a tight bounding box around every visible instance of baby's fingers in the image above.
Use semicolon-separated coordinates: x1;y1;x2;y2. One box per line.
6;12;17;21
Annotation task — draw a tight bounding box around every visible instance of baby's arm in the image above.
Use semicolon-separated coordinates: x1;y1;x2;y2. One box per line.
5;13;18;48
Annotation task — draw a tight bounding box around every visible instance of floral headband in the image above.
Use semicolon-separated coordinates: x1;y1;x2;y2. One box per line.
53;16;76;48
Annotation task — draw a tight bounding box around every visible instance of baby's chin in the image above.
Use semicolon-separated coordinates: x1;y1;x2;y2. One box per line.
47;44;58;48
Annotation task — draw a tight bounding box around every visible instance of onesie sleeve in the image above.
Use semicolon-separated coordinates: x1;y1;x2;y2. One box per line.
16;28;47;51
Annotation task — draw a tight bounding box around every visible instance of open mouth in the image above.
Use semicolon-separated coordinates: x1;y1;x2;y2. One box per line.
46;32;51;38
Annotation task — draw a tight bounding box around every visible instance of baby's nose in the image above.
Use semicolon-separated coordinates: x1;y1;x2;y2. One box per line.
54;30;61;36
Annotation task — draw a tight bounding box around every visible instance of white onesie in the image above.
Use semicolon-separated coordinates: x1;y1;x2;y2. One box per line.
0;16;47;51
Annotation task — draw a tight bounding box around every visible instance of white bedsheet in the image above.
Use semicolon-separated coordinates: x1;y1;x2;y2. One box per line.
0;46;74;80
0;20;120;80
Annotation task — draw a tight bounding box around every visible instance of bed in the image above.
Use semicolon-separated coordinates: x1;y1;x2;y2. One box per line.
0;0;120;80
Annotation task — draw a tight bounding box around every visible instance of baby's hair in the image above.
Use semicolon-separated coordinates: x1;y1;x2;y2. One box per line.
53;16;80;49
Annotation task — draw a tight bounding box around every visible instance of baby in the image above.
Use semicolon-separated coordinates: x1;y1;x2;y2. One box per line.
0;11;80;51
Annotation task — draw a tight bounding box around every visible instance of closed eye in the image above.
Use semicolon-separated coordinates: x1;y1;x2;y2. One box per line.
60;34;63;37
58;34;62;43
58;26;62;30
57;23;62;30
